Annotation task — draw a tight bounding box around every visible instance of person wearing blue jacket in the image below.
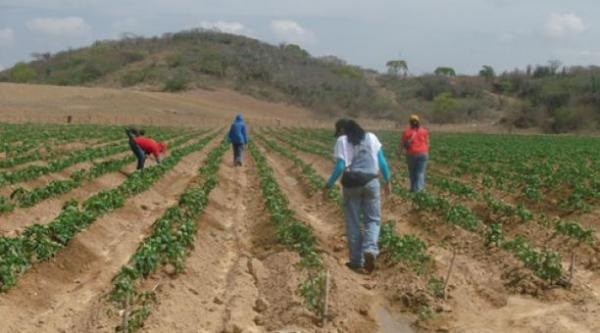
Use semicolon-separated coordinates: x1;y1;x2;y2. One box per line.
228;113;249;166
324;118;391;274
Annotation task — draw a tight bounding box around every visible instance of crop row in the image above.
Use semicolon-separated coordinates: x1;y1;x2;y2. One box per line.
1;131;204;212
110;140;229;332
272;128;568;283
0;129;184;188
248;142;328;318
0;132;216;291
258;133;432;275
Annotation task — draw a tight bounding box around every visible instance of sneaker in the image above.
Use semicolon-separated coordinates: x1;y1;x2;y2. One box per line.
364;252;376;274
345;262;362;271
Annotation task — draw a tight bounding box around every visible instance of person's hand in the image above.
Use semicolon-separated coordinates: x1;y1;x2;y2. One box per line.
383;182;392;197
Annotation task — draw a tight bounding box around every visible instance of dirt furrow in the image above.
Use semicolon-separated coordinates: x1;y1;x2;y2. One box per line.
269;136;600;333
0;137;220;333
131;156;262;333
258;144;390;332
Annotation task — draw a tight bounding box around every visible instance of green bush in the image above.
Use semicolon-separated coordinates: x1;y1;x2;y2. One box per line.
9;63;37;82
163;77;188;92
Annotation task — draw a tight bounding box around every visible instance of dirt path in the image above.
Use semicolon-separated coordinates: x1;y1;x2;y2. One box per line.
0;137;220;333
258;143;395;332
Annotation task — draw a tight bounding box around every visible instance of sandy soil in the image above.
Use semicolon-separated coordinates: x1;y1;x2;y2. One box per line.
1;82;598;333
0;136;220;333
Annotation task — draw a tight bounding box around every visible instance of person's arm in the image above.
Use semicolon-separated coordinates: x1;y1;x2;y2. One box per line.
227;125;234;143
377;149;391;183
325;158;345;188
125;128;135;140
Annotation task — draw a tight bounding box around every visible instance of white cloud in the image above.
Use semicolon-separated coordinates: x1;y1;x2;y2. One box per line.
27;17;90;36
198;21;247;35
544;13;585;39
0;28;15;45
270;20;316;44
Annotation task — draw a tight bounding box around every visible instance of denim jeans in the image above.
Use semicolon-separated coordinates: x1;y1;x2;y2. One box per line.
342;178;381;267
406;153;428;192
129;139;146;170
232;144;244;164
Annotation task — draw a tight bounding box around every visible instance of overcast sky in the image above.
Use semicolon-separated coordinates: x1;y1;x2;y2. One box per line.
1;0;599;74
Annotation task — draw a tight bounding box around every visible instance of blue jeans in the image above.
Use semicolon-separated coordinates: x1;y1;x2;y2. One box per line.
342;179;381;267
232;144;244;164
129;139;146;170
407;153;428;192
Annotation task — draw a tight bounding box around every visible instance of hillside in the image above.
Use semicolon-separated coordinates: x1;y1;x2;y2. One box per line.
2;29;600;132
0;30;395;121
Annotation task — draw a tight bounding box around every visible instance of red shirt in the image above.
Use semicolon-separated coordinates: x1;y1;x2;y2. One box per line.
134;137;161;159
401;127;429;154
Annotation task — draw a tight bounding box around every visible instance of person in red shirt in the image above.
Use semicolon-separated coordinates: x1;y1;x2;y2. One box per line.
400;114;429;192
126;128;167;170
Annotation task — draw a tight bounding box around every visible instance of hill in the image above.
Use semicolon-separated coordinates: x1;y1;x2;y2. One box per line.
2;29;600;133
0;29;395;121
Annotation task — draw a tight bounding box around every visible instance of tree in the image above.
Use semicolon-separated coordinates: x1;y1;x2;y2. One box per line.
432;92;456;123
9;63;37;82
479;65;495;80
386;60;408;77
548;60;562;75
434;66;456;76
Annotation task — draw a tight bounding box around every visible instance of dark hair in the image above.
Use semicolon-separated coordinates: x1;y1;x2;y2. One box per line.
344;119;365;146
138;129;145;136
334;118;349;137
129;128;139;136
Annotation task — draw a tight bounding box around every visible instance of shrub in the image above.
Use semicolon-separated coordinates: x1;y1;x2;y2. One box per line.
163;77;188;92
9;63;37;82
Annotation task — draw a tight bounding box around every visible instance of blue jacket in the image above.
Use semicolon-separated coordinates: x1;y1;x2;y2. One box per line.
228;114;248;145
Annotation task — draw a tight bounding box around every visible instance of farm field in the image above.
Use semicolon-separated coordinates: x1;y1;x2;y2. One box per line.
1;119;599;333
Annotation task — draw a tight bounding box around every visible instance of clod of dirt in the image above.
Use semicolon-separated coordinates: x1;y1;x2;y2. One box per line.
222;323;243;333
254;315;265;326
140;204;149;210
254;297;269;313
163;263;176;276
358;305;370;316
214;296;224;305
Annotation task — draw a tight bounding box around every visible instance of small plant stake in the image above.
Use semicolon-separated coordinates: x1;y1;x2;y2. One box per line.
322;270;330;327
569;251;575;284
443;248;457;300
122;293;130;333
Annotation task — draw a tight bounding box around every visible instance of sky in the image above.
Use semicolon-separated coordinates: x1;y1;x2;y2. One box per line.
1;0;599;74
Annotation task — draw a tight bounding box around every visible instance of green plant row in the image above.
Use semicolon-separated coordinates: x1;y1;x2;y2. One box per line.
5;131;204;210
256;133;341;204
0;123;127;156
0;132;216;291
110;140;229;332
265;129;432;275
0;129;185;187
248;142;327;318
379;221;431;274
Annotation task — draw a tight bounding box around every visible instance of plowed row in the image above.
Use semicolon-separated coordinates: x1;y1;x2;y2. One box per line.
2;125;599;333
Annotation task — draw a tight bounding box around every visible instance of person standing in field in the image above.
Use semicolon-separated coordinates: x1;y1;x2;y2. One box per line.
400;114;429;192
126;127;167;170
324;119;392;273
228;113;249;166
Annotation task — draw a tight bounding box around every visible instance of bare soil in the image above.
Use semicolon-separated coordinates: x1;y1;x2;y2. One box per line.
0;83;598;333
